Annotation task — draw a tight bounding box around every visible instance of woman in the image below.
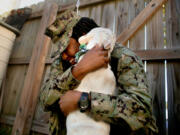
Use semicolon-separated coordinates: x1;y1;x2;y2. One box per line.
40;10;158;135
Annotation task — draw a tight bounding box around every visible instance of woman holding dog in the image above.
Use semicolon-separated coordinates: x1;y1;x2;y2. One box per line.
40;10;158;135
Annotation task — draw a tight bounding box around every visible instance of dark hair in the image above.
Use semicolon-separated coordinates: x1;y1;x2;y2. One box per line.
71;17;99;42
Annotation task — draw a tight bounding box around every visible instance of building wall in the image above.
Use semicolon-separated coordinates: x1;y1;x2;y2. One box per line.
0;0;45;14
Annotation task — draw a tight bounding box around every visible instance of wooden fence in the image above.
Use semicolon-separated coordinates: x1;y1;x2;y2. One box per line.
0;0;180;135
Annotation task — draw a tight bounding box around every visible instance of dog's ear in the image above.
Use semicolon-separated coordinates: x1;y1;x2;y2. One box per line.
78;33;93;45
104;34;116;52
103;41;111;50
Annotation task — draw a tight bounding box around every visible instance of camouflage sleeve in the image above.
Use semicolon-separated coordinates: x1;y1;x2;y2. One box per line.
88;53;158;132
40;61;80;111
54;67;81;90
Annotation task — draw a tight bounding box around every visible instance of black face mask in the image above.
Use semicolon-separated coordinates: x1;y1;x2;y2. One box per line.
61;58;72;71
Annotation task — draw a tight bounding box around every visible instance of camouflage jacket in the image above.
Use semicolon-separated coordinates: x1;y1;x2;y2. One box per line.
39;9;158;135
40;43;158;135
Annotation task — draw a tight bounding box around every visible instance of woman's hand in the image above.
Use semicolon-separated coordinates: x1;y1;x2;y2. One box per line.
59;91;82;116
72;45;109;80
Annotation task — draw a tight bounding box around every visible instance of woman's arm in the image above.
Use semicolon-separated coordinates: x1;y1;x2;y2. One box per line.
87;53;157;133
39;58;80;111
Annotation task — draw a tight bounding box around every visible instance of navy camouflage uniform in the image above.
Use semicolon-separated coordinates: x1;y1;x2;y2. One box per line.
39;10;158;135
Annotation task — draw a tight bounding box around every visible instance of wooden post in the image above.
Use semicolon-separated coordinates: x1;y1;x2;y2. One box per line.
116;0;168;45
11;3;58;135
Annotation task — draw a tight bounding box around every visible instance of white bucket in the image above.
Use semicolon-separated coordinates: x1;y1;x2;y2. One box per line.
0;21;19;87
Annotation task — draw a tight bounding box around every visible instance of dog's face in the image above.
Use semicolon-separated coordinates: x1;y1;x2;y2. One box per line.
78;27;116;53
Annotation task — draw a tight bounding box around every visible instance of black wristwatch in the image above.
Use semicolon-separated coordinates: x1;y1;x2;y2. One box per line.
78;92;90;112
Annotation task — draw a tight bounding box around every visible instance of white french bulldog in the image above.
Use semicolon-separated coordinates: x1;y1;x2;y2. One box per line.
66;27;116;135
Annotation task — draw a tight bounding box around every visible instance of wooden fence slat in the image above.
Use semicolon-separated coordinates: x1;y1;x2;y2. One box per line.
146;0;166;134
116;0;167;45
129;0;145;49
10;19;41;60
167;63;178;135
1;65;28;116
79;7;90;17
169;0;180;48
167;0;180;134
116;0;129;41
89;4;102;26
101;1;115;31
165;1;174;135
146;63;165;135
11;3;58;135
